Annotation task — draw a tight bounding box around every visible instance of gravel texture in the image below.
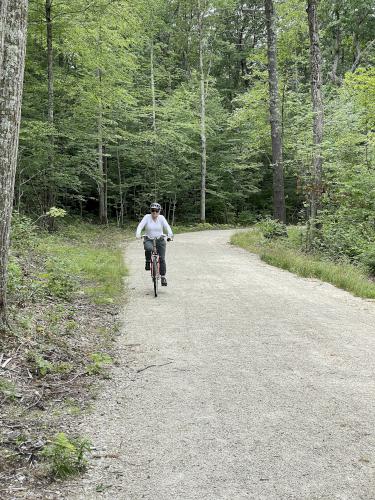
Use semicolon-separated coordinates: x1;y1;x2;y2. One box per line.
65;230;375;499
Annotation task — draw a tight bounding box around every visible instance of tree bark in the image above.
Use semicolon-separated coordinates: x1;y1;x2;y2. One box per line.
45;0;55;226
98;105;106;224
265;0;286;223
0;0;29;330
150;39;158;201
329;3;341;85
307;0;324;223
46;0;53;129
97;67;107;224
198;2;207;223
150;40;157;134
116;147;124;227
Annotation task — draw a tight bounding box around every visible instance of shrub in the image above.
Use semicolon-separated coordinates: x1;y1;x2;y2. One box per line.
256;217;288;239
27;352;74;377
41;432;91;479
361;248;375;276
11;212;38;250
44;259;78;301
237;211;257;226
86;353;112;375
0;377;17;401
7;258;23;295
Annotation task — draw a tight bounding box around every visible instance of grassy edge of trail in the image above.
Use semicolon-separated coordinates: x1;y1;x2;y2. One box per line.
1;221;128;495
231;228;375;300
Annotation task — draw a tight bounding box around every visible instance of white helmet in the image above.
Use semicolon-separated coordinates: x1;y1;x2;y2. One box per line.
150;202;161;211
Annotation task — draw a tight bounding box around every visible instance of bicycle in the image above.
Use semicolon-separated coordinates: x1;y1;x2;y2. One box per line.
141;235;172;297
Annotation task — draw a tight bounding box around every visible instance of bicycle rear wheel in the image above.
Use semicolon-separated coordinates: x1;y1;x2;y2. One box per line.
152;256;159;297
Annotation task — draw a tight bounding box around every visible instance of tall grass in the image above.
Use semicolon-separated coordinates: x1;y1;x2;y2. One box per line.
38;223;128;304
231;229;375;300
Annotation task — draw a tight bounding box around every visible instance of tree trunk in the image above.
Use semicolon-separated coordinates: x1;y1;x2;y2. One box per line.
265;0;286;223
103;146;108;225
307;0;324;224
172;193;177;227
150;40;158;201
0;0;28;331
198;4;207;223
45;0;55;227
98;104;106;224
46;0;53;138
97;68;107;224
329;3;341;85
116;147;124;227
0;1;9;68
150;40;157;134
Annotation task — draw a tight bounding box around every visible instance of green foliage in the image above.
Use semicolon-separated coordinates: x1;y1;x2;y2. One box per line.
256;218;288;240
237;211;257;226
86;353;113;375
0;377;17;401
7;258;23;295
12;0;375;263
41;433;91;479
361;249;375;276
43;260;78;301
27;352;73;377
46;207;67;219
10;213;38;250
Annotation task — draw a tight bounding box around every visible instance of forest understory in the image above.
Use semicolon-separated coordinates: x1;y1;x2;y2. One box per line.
0;220;127;498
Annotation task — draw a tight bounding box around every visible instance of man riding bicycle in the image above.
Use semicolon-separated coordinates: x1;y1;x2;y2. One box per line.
136;203;173;286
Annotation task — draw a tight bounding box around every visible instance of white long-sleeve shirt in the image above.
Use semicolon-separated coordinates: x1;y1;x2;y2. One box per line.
136;214;173;239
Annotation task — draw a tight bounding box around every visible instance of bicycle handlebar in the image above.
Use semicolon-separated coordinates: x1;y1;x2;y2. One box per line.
140;234;173;241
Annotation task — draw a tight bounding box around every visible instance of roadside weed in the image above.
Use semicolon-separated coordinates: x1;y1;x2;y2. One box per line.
86;353;113;376
41;433;91;478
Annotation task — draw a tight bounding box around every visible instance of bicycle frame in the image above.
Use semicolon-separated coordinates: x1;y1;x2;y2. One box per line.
142;235;166;297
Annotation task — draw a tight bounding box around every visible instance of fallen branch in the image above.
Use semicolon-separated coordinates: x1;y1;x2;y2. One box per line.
136;361;173;373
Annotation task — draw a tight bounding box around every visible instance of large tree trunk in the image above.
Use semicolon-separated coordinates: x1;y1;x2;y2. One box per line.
307;0;324;223
198;4;207;223
0;0;29;331
265;0;286;223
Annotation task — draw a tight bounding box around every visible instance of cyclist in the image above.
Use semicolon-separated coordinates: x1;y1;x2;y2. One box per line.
136;203;173;286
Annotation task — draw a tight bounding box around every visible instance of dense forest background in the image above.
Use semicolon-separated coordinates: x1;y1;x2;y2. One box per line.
16;0;375;253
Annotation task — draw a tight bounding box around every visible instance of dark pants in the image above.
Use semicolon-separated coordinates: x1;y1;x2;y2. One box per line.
144;238;167;276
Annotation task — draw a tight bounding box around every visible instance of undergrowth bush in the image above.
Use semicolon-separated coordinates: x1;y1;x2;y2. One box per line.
361;248;375;276
237;211;257;225
43;259;78;301
86;353;113;375
11;212;38;250
41;433;91;479
256;218;288;239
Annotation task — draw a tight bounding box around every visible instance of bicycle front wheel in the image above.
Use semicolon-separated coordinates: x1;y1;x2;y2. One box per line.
152;256;159;297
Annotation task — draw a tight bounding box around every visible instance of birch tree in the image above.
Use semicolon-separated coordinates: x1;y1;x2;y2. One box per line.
198;3;207;222
307;0;324;227
265;0;286;223
45;0;55;210
0;0;29;330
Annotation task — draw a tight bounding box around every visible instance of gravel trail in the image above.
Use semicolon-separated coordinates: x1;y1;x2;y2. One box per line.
66;230;375;499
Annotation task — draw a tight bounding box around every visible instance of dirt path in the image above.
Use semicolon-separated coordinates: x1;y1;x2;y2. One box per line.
66;230;375;499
